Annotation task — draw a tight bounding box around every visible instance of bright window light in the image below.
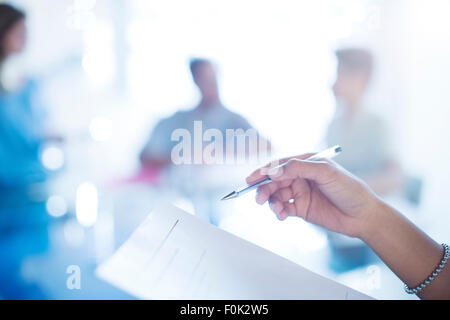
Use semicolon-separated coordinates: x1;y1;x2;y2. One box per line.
76;182;98;227
89;117;113;142
73;0;97;12
82;19;115;87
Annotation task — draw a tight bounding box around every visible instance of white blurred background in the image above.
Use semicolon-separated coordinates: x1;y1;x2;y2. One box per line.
4;0;450;299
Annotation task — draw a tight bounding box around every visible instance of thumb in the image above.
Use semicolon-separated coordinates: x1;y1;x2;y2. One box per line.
268;159;337;185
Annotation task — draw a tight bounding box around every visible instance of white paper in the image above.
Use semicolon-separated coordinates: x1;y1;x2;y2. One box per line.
96;203;372;299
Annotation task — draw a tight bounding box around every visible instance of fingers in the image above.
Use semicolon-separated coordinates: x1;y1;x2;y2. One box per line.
267;179;311;220
248;153;340;222
246;160;286;185
255;182;279;204
268;158;337;185
268;198;297;221
246;153;315;184
269;199;284;215
258;183;304;220
255;180;291;204
271;187;294;202
256;180;292;204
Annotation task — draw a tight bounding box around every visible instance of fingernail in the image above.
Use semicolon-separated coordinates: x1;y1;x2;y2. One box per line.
270;201;281;214
268;165;283;177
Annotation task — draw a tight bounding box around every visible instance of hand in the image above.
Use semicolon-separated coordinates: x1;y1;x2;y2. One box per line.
246;154;383;238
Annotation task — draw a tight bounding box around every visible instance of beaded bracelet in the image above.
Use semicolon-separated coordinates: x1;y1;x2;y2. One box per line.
404;243;450;295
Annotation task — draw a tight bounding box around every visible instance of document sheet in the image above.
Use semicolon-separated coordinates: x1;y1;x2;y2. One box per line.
96;203;372;299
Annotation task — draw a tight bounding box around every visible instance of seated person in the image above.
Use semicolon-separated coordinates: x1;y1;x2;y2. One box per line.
325;48;405;271
327;48;404;196
140;58;268;170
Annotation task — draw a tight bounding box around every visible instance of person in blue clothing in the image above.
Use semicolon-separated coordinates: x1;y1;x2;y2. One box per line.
0;3;51;299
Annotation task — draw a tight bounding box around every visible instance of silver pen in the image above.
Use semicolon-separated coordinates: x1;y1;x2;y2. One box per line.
221;145;342;200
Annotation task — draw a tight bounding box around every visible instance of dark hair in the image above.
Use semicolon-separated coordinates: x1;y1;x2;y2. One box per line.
0;3;25;62
189;58;211;77
335;48;373;74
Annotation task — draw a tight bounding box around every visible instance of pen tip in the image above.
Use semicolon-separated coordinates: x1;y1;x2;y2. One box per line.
221;191;237;201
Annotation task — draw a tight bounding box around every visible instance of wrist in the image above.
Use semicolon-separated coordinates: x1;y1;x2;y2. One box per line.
358;196;395;244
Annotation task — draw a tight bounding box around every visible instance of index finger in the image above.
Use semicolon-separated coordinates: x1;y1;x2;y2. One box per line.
255;179;292;205
246;153;315;184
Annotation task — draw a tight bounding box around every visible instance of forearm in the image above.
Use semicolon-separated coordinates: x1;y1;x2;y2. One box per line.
361;200;450;299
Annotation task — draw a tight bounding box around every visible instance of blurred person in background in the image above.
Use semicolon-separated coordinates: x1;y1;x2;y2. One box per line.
325;48;406;272
327;48;404;195
0;3;51;299
139;58;269;225
140;58;265;170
